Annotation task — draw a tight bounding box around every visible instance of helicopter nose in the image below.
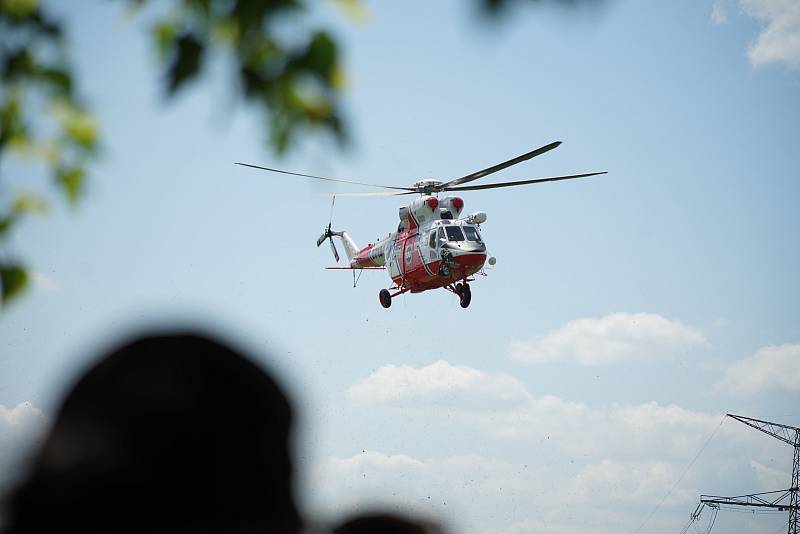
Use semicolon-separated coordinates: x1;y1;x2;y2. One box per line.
446;242;486;253
453;252;487;270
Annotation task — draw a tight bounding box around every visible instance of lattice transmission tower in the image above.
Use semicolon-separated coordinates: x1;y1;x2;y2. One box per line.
692;413;800;534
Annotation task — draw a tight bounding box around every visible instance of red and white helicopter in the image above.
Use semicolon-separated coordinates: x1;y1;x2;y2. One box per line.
237;141;605;308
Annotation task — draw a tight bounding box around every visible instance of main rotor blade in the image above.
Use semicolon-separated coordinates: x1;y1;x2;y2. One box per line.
440;141;562;189
329;239;340;263
320;191;416;197
235;162;412;191
316;233;328;247
445;171;607;192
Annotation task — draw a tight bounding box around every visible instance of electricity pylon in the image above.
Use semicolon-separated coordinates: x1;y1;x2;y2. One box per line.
698;413;800;534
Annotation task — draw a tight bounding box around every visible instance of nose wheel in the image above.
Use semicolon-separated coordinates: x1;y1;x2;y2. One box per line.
455;283;472;308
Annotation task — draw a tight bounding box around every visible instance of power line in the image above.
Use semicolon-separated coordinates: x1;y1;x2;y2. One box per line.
686;413;800;534
634;414;726;534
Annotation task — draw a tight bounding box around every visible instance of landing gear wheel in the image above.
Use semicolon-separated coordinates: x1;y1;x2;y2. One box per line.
459;286;472;308
379;289;392;309
455;283;464;296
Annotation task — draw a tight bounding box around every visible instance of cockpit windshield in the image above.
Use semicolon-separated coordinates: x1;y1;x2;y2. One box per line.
445;226;465;242
463;226;482;242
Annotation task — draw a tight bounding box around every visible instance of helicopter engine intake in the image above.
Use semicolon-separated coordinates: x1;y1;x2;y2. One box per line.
401;195;440;227
439;197;464;219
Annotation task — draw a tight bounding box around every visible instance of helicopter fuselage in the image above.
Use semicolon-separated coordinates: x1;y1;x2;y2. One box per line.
345;195;489;301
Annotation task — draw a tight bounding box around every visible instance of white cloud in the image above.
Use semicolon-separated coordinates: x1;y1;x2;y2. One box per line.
327;362;789;534
742;0;800;69
712;0;730;24
750;459;790;491
347;359;592;445
0;402;48;493
312;451;563;533
735;0;800;70
313;450;704;534
508;313;708;366
347;360;720;461
347;360;531;407
325;450;425;479
573;459;695;505
714;343;800;395
0;403;44;428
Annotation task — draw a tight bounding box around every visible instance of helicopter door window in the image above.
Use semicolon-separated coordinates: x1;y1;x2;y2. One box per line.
429;231;436;249
437;227;445;242
463;226;482;242
445;226;465;242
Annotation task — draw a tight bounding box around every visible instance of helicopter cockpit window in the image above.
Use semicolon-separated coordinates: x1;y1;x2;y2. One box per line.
429;231;436;249
463;226;482;242
445;226;465;242
437;227;445;241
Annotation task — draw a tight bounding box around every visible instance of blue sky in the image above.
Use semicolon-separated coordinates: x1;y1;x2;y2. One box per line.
1;1;799;533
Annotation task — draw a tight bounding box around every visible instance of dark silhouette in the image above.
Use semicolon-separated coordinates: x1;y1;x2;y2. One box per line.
2;332;301;534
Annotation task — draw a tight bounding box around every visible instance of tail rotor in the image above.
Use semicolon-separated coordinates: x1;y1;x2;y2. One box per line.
316;196;340;263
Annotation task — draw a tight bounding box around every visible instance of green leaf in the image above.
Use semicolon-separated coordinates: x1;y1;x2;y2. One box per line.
153;21;177;59
270;111;291;154
335;0;367;23
239;65;264;97
40;67;72;97
0;0;39;19
2;48;35;81
63;110;98;151
29;9;61;36
0;215;16;237
0;263;29;304
297;31;337;82
53;101;98;152
326;114;346;146
12;193;48;215
210;17;240;45
230;0;297;33
167;33;204;94
0;93;24;150
56;166;85;204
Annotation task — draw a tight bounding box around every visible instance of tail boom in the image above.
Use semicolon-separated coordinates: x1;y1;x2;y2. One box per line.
327;231;390;269
350;234;391;269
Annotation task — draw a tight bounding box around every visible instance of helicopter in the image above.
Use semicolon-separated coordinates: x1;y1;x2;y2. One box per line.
237;141;606;308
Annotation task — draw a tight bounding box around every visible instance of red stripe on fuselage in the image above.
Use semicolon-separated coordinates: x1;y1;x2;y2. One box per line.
352;242;375;268
392;252;486;293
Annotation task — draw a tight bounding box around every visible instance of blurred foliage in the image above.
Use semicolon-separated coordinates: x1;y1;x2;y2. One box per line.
0;262;27;303
0;0;348;307
132;0;347;153
1;0;98;305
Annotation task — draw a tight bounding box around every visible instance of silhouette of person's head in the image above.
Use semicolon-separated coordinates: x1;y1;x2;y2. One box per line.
3;332;301;534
